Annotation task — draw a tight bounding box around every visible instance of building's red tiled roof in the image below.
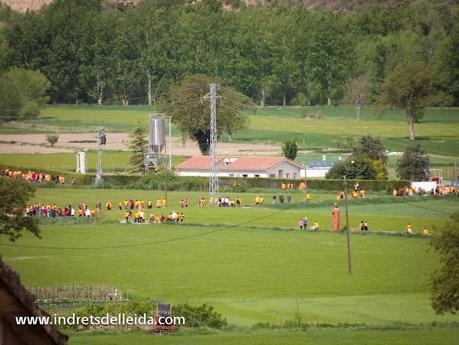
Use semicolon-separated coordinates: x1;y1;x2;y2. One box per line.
176;156;300;172
175;156;225;170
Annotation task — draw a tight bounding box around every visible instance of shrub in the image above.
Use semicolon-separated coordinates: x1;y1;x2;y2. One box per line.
46;134;59;147
174;303;227;329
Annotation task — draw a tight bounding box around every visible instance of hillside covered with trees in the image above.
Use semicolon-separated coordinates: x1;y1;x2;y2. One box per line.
0;0;457;108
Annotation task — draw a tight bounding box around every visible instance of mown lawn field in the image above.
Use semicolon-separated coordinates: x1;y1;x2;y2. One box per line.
67;327;459;345
1;188;458;343
22;188;459;232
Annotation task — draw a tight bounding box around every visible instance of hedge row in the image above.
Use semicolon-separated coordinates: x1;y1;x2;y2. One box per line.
2;165;410;192
112;174;408;192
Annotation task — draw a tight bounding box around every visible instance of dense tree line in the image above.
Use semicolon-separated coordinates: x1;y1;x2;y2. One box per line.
0;0;457;107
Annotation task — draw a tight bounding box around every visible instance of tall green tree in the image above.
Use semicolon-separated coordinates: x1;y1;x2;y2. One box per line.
305;12;354;105
0;176;39;241
282;139;298;161
134;0;180;107
346;75;369;121
327;136;387;180
127;125;148;173
380;61;435;140
0;68;49;120
159;74;251;154
235;6;275;106
396;144;430;181
430;211;459;315
112;9;141;106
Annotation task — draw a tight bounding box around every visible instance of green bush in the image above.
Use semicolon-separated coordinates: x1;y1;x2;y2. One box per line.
174;303;227;329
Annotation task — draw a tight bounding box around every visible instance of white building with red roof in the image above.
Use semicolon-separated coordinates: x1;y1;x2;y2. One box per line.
175;156;303;179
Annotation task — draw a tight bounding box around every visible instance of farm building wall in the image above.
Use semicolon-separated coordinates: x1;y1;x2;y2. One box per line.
266;161;301;179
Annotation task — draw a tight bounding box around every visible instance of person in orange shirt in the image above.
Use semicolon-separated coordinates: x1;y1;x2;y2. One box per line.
332;204;340;232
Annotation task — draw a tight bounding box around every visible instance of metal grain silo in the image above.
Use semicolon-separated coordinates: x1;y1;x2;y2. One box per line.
149;115;165;153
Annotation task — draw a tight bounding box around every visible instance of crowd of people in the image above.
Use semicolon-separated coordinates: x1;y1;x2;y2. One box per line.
25;203;96;218
336;190;366;200
1;168;67;184
117;199;167;210
124;209;185;224
393;185;457;197
272;194;293;204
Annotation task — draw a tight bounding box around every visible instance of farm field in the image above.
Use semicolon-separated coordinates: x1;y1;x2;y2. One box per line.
1;106;458;344
1;105;457;180
1;105;458;157
66;327;459;345
0;151;188;173
1;187;458;345
24;188;459;232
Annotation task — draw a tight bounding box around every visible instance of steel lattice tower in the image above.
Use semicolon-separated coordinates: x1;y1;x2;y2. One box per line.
95;127;106;185
204;83;219;206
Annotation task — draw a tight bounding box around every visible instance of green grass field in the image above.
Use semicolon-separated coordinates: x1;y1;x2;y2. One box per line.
1;104;458;343
1;104;457;179
66;327;459;345
1;188;458;344
2;105;458;158
0;151;188;173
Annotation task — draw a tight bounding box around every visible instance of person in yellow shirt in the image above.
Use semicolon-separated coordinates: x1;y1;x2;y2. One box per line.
161;198;167;207
255;196;260;206
299;182;305;190
259;196;264;206
134;210;140;223
306;193;311;202
422;227;429;236
310;221;319;232
124;210;130;223
147;200;153;208
156;199;162;208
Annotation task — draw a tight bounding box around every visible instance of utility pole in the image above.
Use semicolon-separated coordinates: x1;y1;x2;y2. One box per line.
343;176;352;275
168;116;172;171
95;128;106;185
304;161;308;194
455;159;457;183
202;83;220;206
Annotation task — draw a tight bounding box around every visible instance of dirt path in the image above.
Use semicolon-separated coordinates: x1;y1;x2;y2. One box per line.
0;133;281;156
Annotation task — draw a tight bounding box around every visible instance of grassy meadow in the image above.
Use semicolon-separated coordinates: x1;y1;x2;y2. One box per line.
0;188;458;344
1;105;458;157
0;104;458;344
1;104;457;179
0;151;188;173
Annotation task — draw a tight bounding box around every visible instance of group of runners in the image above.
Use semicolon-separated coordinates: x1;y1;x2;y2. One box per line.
25;203;96;218
1;168;67;184
393;185;457;197
117;199;167;210
124;209;185;224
